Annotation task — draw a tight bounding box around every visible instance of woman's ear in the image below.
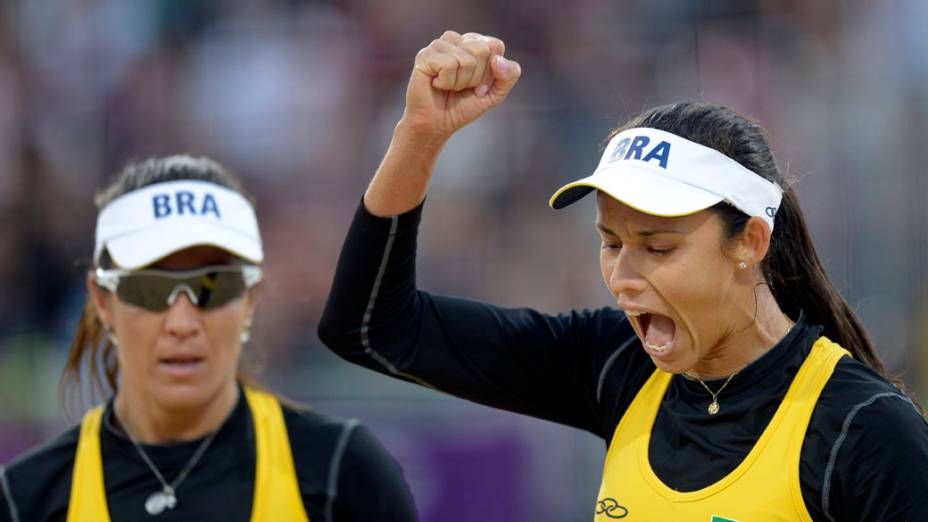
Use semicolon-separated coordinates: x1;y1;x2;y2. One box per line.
735;217;773;269
86;273;113;328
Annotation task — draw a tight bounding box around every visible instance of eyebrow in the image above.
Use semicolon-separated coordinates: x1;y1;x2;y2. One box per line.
596;223;681;237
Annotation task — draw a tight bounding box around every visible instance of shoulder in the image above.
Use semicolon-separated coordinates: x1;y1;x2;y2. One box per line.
552;306;629;339
816;355;921;424
281;403;398;481
821;360;926;458
2;423;81;521
573;308;653;438
807;356;928;520
281;404;416;518
282;402;358;444
825;356;925;440
545;306;641;372
814;355;925;450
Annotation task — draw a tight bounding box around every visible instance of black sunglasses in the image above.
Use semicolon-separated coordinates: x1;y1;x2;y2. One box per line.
94;265;262;312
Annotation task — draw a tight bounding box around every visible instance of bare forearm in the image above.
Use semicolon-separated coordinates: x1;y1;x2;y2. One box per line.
363;119;448;217
362;30;520;217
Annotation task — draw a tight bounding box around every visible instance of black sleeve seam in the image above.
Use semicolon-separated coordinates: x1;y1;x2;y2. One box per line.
595;330;634;405
821;392;917;521
0;466;21;522
323;418;361;522
359;214;441;391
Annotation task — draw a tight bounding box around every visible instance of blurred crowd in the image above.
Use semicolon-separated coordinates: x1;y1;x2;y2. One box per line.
1;1;926;520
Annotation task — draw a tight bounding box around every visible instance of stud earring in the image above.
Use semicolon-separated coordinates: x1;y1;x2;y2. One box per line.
240;319;253;344
738;261;748;270
105;326;119;346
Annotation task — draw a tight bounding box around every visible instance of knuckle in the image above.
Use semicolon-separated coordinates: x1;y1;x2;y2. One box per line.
487;37;506;54
438;58;458;74
464;41;490;59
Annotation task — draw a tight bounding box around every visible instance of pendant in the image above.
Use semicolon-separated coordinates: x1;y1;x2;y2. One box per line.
708;400;720;415
145;486;177;516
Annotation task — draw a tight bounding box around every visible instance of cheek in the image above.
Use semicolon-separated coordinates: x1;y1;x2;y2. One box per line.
599;251;611;293
202;305;249;358
111;306;161;365
650;254;731;335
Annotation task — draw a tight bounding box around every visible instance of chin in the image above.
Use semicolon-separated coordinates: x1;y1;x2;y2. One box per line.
643;345;697;375
649;357;691;375
152;380;220;411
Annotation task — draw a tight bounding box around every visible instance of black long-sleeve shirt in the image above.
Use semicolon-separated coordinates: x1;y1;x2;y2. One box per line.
318;199;928;521
0;387;417;521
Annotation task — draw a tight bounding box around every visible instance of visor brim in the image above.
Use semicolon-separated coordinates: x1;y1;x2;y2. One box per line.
549;165;724;217
103;221;263;269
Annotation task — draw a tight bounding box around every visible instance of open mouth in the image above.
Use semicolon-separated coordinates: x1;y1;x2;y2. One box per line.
625;310;677;357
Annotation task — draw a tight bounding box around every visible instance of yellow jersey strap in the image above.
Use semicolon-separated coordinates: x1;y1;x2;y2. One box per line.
597;336;850;521
66;405;110;522
245;387;310;522
66;389;310;521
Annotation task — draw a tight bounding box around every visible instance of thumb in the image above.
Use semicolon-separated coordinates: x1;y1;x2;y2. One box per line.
486;55;522;103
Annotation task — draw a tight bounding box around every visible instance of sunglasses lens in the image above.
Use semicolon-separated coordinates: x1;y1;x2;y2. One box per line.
116;273;177;311
114;268;250;311
193;271;247;310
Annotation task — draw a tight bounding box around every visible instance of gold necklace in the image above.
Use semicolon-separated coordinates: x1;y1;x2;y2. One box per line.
695;373;737;415
692;312;794;415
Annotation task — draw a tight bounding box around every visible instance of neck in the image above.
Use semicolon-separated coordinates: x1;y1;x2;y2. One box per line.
687;284;793;380
114;381;239;444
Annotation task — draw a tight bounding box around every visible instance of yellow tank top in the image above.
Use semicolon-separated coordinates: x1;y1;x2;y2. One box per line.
596;336;849;521
66;387;310;521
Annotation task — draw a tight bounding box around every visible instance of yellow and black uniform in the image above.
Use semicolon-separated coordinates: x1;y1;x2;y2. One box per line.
0;386;416;521
318;200;928;521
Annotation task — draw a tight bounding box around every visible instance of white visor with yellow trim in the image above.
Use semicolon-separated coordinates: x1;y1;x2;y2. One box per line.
549;128;783;231
94;180;263;269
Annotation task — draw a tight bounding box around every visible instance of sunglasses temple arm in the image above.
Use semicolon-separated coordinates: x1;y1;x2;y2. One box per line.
94;269;119;292
243;266;262;287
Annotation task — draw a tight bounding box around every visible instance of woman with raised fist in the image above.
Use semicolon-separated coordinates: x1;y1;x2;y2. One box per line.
319;30;928;521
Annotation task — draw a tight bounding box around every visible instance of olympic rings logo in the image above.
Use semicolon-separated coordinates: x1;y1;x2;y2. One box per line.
595;497;629;518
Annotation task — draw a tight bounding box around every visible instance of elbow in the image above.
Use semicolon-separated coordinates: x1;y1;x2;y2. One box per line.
317;310;364;361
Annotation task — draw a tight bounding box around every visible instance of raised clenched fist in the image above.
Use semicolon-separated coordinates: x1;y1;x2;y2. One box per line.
402;31;522;139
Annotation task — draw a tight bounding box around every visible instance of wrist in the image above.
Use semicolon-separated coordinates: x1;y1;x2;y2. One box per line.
394;115;452;153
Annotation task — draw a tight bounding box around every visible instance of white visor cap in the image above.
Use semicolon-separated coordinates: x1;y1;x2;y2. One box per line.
94;180;263;269
549;128;783;231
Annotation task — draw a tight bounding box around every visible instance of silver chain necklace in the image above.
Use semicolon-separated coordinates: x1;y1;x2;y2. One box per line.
121;419;218;516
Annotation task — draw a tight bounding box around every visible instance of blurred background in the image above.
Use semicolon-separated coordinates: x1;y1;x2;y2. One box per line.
1;0;927;520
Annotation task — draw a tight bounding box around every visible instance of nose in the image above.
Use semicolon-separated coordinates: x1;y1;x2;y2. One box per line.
603;249;647;300
163;291;201;339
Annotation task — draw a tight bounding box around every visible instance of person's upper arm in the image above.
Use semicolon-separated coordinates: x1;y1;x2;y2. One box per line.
824;393;928;521
330;423;416;522
319;198;641;434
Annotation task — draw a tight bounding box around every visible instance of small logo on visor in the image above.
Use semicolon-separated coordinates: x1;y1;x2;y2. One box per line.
765;207;776;218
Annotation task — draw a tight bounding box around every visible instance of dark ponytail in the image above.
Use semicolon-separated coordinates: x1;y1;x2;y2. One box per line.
612;103;893;378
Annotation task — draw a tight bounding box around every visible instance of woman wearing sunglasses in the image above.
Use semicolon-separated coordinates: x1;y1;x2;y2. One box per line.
318;31;928;520
0;156;416;521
